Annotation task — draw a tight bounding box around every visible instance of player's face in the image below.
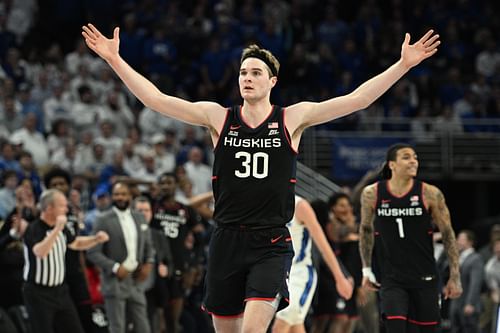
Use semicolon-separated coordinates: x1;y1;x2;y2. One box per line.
49;176;70;195
392;148;418;178
158;175;177;197
239;58;277;102
331;197;353;219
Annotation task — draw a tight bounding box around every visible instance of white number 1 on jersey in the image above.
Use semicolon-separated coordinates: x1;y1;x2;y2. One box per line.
395;218;405;238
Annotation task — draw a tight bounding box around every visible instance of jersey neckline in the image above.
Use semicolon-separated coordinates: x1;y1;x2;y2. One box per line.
237;105;276;131
386;178;415;199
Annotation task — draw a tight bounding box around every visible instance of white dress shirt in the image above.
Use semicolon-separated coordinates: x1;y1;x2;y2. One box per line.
485;255;500;290
113;207;138;272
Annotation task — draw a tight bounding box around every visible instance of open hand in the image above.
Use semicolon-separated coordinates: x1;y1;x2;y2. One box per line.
82;24;120;63
400;30;440;69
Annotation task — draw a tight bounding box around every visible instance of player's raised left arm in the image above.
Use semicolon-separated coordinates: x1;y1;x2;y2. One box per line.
285;30;440;136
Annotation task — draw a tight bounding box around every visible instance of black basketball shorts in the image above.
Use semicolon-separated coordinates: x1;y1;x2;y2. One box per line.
202;225;294;317
312;264;358;318
380;285;440;326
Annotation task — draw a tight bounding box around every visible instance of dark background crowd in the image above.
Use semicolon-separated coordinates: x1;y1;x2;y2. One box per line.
1;0;500;332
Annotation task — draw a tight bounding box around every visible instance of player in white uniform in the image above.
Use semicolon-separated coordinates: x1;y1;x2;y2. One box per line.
273;196;353;333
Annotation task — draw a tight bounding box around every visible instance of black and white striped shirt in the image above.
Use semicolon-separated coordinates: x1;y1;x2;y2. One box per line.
23;219;76;286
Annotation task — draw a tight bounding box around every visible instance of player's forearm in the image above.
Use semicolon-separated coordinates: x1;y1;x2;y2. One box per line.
33;228;62;258
194;205;214;219
441;226;460;280
108;55;211;126
351;59;409;110
323;248;347;282
107;55;165;111
188;191;214;207
310;227;345;281
359;223;374;268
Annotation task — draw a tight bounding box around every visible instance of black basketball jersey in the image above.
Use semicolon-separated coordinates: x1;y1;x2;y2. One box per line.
65;207;82;277
64;207;91;301
374;179;437;288
212;105;297;227
151;200;199;272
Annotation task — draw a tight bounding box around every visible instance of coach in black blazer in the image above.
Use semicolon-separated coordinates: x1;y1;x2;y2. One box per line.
87;182;155;333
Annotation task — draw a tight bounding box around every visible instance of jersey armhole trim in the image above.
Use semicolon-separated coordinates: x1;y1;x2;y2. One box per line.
212;107;231;152
373;182;378;210
421;182;430;212
282;107;298;155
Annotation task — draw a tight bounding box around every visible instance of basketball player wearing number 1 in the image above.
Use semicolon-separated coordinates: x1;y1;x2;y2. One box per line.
359;143;463;333
82;22;440;333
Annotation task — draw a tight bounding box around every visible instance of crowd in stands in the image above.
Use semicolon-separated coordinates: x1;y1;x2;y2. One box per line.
0;0;500;332
1;0;500;139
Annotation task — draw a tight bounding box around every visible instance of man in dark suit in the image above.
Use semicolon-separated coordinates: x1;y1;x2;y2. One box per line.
87;182;155;333
133;195;173;333
450;230;484;333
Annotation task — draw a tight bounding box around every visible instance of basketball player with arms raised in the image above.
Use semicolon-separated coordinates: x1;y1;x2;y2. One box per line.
82;23;440;333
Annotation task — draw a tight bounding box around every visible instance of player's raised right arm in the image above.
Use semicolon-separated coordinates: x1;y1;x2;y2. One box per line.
82;24;226;128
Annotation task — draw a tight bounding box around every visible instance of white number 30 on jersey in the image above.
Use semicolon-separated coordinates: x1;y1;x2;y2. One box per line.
235;152;269;179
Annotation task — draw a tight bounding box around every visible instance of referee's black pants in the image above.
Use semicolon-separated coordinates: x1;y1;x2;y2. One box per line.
23;283;85;333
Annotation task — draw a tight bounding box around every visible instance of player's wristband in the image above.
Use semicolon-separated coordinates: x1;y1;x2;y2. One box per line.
362;267;373;277
112;263;120;274
362;267;379;285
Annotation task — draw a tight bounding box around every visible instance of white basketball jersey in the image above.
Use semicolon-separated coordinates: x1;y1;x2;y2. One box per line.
286;196;313;267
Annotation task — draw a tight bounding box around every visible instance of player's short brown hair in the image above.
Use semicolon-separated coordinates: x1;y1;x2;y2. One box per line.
241;44;280;77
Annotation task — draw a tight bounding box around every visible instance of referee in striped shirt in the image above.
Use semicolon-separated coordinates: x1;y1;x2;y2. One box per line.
22;189;109;333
